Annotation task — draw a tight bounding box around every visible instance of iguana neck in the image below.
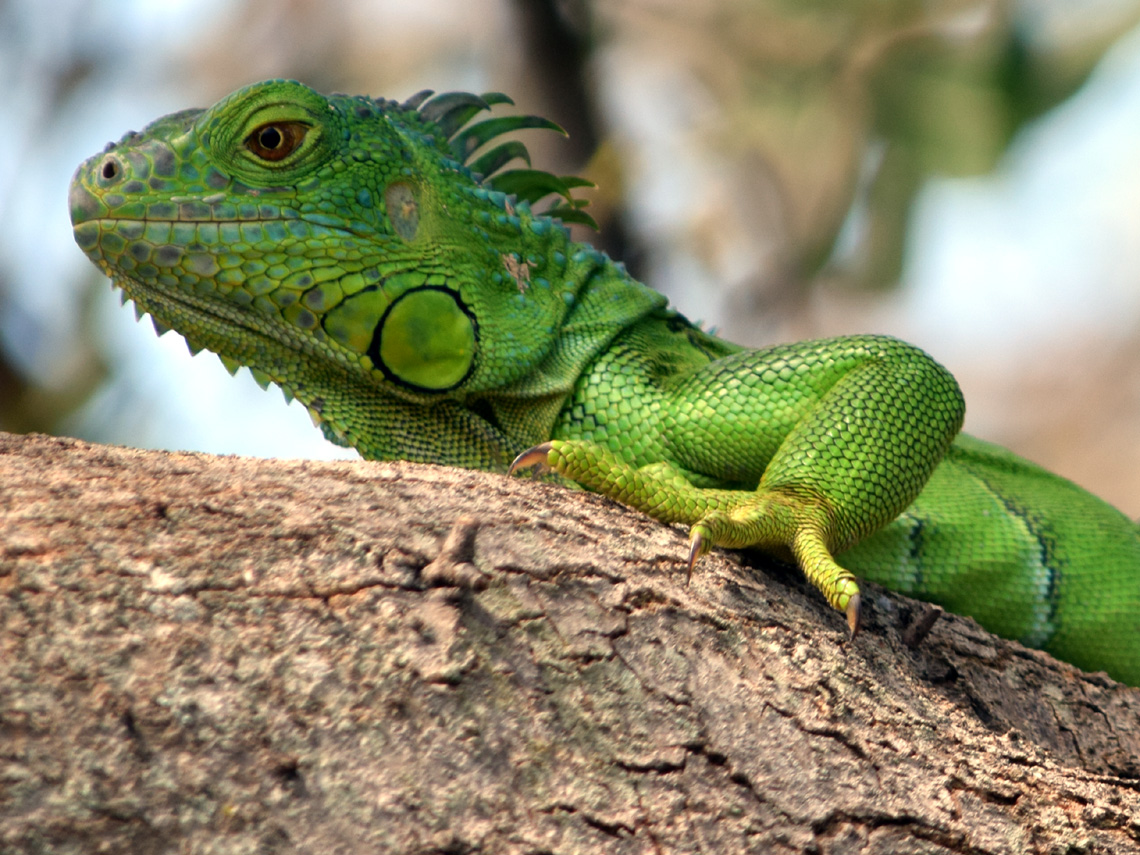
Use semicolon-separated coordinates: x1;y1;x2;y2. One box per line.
474;225;668;449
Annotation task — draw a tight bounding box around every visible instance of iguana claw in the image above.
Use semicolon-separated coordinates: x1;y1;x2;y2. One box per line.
686;529;705;585
508;442;554;476
846;594;862;638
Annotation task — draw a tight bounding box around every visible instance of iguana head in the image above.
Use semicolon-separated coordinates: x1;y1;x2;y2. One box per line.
69;79;598;417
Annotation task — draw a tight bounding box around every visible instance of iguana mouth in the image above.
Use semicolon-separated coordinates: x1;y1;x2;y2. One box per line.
75;212;368;394
103;254;325;366
99;256;374;444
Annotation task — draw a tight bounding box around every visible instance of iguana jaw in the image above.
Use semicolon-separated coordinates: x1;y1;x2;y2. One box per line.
69;186;380;429
109;251;371;426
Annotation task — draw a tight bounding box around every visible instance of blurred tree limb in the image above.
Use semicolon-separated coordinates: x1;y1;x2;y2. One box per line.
2;432;1138;853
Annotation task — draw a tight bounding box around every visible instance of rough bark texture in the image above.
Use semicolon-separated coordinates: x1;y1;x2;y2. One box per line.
1;431;1138;855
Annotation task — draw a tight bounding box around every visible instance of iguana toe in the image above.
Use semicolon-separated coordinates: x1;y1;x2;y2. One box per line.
686;526;711;584
846;594;862;638
508;442;555;476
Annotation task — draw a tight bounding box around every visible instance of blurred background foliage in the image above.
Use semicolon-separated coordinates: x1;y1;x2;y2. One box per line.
1;0;1139;513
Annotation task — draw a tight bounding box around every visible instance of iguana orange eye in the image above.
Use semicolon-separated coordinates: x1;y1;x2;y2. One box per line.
244;121;309;161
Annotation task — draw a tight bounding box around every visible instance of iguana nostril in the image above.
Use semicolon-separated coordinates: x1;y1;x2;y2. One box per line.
101;157;120;181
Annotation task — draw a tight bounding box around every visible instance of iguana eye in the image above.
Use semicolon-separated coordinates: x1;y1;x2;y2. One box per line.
244;121;309;161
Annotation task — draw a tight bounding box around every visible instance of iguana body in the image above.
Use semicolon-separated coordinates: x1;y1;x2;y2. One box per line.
69;80;1139;685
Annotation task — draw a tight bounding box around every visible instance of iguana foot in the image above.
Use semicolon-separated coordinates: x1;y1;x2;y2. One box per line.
511;439;863;635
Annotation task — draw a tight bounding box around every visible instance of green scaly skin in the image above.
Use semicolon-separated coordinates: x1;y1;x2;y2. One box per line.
69;80;1139;686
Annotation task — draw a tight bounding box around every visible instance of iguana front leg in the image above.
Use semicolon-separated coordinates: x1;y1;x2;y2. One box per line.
511;334;965;633
510;441;866;630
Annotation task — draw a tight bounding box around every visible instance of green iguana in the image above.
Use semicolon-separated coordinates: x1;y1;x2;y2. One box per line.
69;79;1139;686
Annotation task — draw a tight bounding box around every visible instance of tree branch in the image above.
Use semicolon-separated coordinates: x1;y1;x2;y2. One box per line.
1;431;1137;853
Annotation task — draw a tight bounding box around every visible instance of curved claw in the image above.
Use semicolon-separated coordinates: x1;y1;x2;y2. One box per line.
508;441;554;476
685;530;705;585
846;594;862;639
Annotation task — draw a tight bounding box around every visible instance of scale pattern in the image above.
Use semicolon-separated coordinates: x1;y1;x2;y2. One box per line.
69;80;1139;685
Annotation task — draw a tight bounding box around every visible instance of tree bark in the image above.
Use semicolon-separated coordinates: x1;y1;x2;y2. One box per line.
1;431;1138;854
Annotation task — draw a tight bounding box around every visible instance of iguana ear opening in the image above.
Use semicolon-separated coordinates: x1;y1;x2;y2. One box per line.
384;182;420;241
370;286;477;392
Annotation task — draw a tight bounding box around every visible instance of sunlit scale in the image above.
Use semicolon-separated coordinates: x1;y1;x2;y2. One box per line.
70;79;1140;686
